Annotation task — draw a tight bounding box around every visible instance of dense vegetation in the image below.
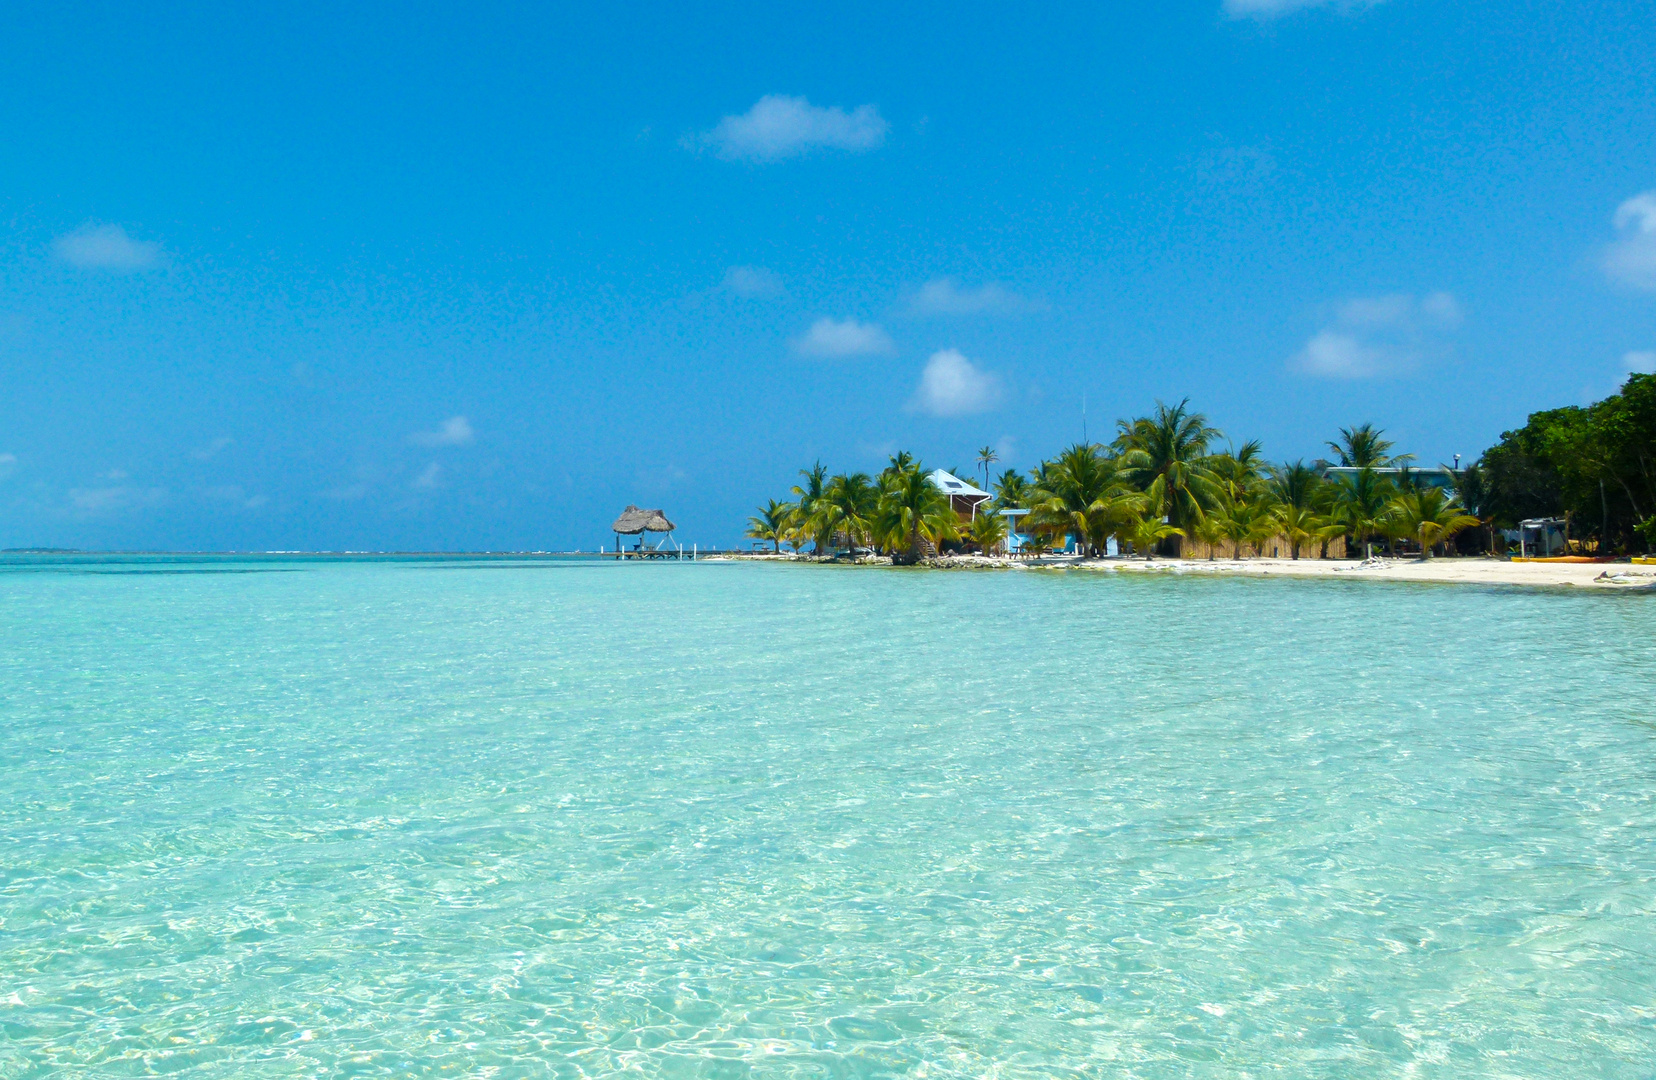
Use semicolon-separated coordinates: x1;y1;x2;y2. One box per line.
1469;373;1656;553
749;400;1496;561
750;378;1656;560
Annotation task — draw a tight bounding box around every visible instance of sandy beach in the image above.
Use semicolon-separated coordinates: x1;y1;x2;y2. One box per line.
722;552;1656;590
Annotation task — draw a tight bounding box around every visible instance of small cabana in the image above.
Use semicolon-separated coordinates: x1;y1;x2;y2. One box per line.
927;470;992;521
1514;517;1566;558
612;505;676;554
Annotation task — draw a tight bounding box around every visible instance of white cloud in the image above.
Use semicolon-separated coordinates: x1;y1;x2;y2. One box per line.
1293;292;1461;379
696;95;887;162
909;278;1032;316
203;485;264;509
721;265;784;298
1223;0;1384;18
410;416;474;447
1605;191;1656;291
412;462;442;489
68;486;167;512
52;224;163;271
793;317;894;358
192;436;234;461
1625;350;1656;374
0;452;15;479
909;349;1001;417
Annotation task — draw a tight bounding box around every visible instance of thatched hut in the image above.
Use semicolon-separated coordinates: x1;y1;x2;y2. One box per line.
611;505;676;553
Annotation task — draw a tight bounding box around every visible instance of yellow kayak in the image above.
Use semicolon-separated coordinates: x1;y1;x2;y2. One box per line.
1634;556;1656;565
1510;556;1615;563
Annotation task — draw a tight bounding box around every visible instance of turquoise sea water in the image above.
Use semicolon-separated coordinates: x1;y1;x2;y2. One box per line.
2;555;1655;1078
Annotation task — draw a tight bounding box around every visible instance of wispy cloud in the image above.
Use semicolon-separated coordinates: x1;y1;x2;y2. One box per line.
192;436;234;461
908;278;1034;317
1293;292;1462;379
721;265;785;299
909;349;1001;417
1223;0;1385;19
68;485;167;512
1625;350;1656;375
203;484;267;509
0;452;16;479
410;416;474;447
320;482;370;502
793;317;894;358
1605;191;1656;292
695;95;887;162
52;223;163;271
411;462;442;489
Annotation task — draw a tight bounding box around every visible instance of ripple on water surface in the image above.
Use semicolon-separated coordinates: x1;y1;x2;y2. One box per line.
2;555;1655;1078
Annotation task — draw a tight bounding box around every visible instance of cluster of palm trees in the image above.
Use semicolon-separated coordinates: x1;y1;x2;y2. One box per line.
749;401;1481;562
746;453;974;565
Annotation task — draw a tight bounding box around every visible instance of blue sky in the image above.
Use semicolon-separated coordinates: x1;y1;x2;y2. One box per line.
2;1;1654;551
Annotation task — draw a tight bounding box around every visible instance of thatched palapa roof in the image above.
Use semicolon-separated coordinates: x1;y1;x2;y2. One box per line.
611;505;675;534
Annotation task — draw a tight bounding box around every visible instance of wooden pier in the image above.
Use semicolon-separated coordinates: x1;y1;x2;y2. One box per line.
604;545;702;560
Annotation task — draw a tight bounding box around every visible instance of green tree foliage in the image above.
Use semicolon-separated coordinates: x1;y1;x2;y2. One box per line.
1333;468;1391;559
873;462;961;564
745;499;796;553
976;445;998;491
1327;423;1411;469
1115;399;1222;552
790;461;831;554
991;469;1031;511
968;509;1009;554
759;398;1527;564
818;472;878;553
1026;443;1145;557
1479;374;1656;551
1391;488;1480;558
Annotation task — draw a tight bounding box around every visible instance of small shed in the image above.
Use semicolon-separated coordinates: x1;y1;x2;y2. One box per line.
612;505;676;552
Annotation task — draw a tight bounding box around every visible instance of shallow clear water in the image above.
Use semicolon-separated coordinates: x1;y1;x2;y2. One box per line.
2;555;1655;1078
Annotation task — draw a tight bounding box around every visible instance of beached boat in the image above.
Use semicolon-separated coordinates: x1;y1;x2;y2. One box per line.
1633;555;1656;565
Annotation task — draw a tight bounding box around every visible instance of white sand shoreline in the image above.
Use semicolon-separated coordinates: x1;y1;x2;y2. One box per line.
716;552;1656;590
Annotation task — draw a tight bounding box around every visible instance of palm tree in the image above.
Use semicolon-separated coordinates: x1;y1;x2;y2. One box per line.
1213;492;1276;559
1333;467;1393;559
818;472;878;554
1270;461;1326;559
1327;423;1412;469
1116;399;1222;553
992;468;1031;510
1391;487;1480;558
968;509;1009;554
881;451;915;486
791;462;830;554
745;499;796;554
976;446;998;491
1191;511;1228;560
1211;440;1267;496
1270;460;1324;511
1027;443;1145;557
1128;514;1183;560
1273;502;1323;560
1452;461;1497;554
1314;519;1349;560
875;464;960;564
